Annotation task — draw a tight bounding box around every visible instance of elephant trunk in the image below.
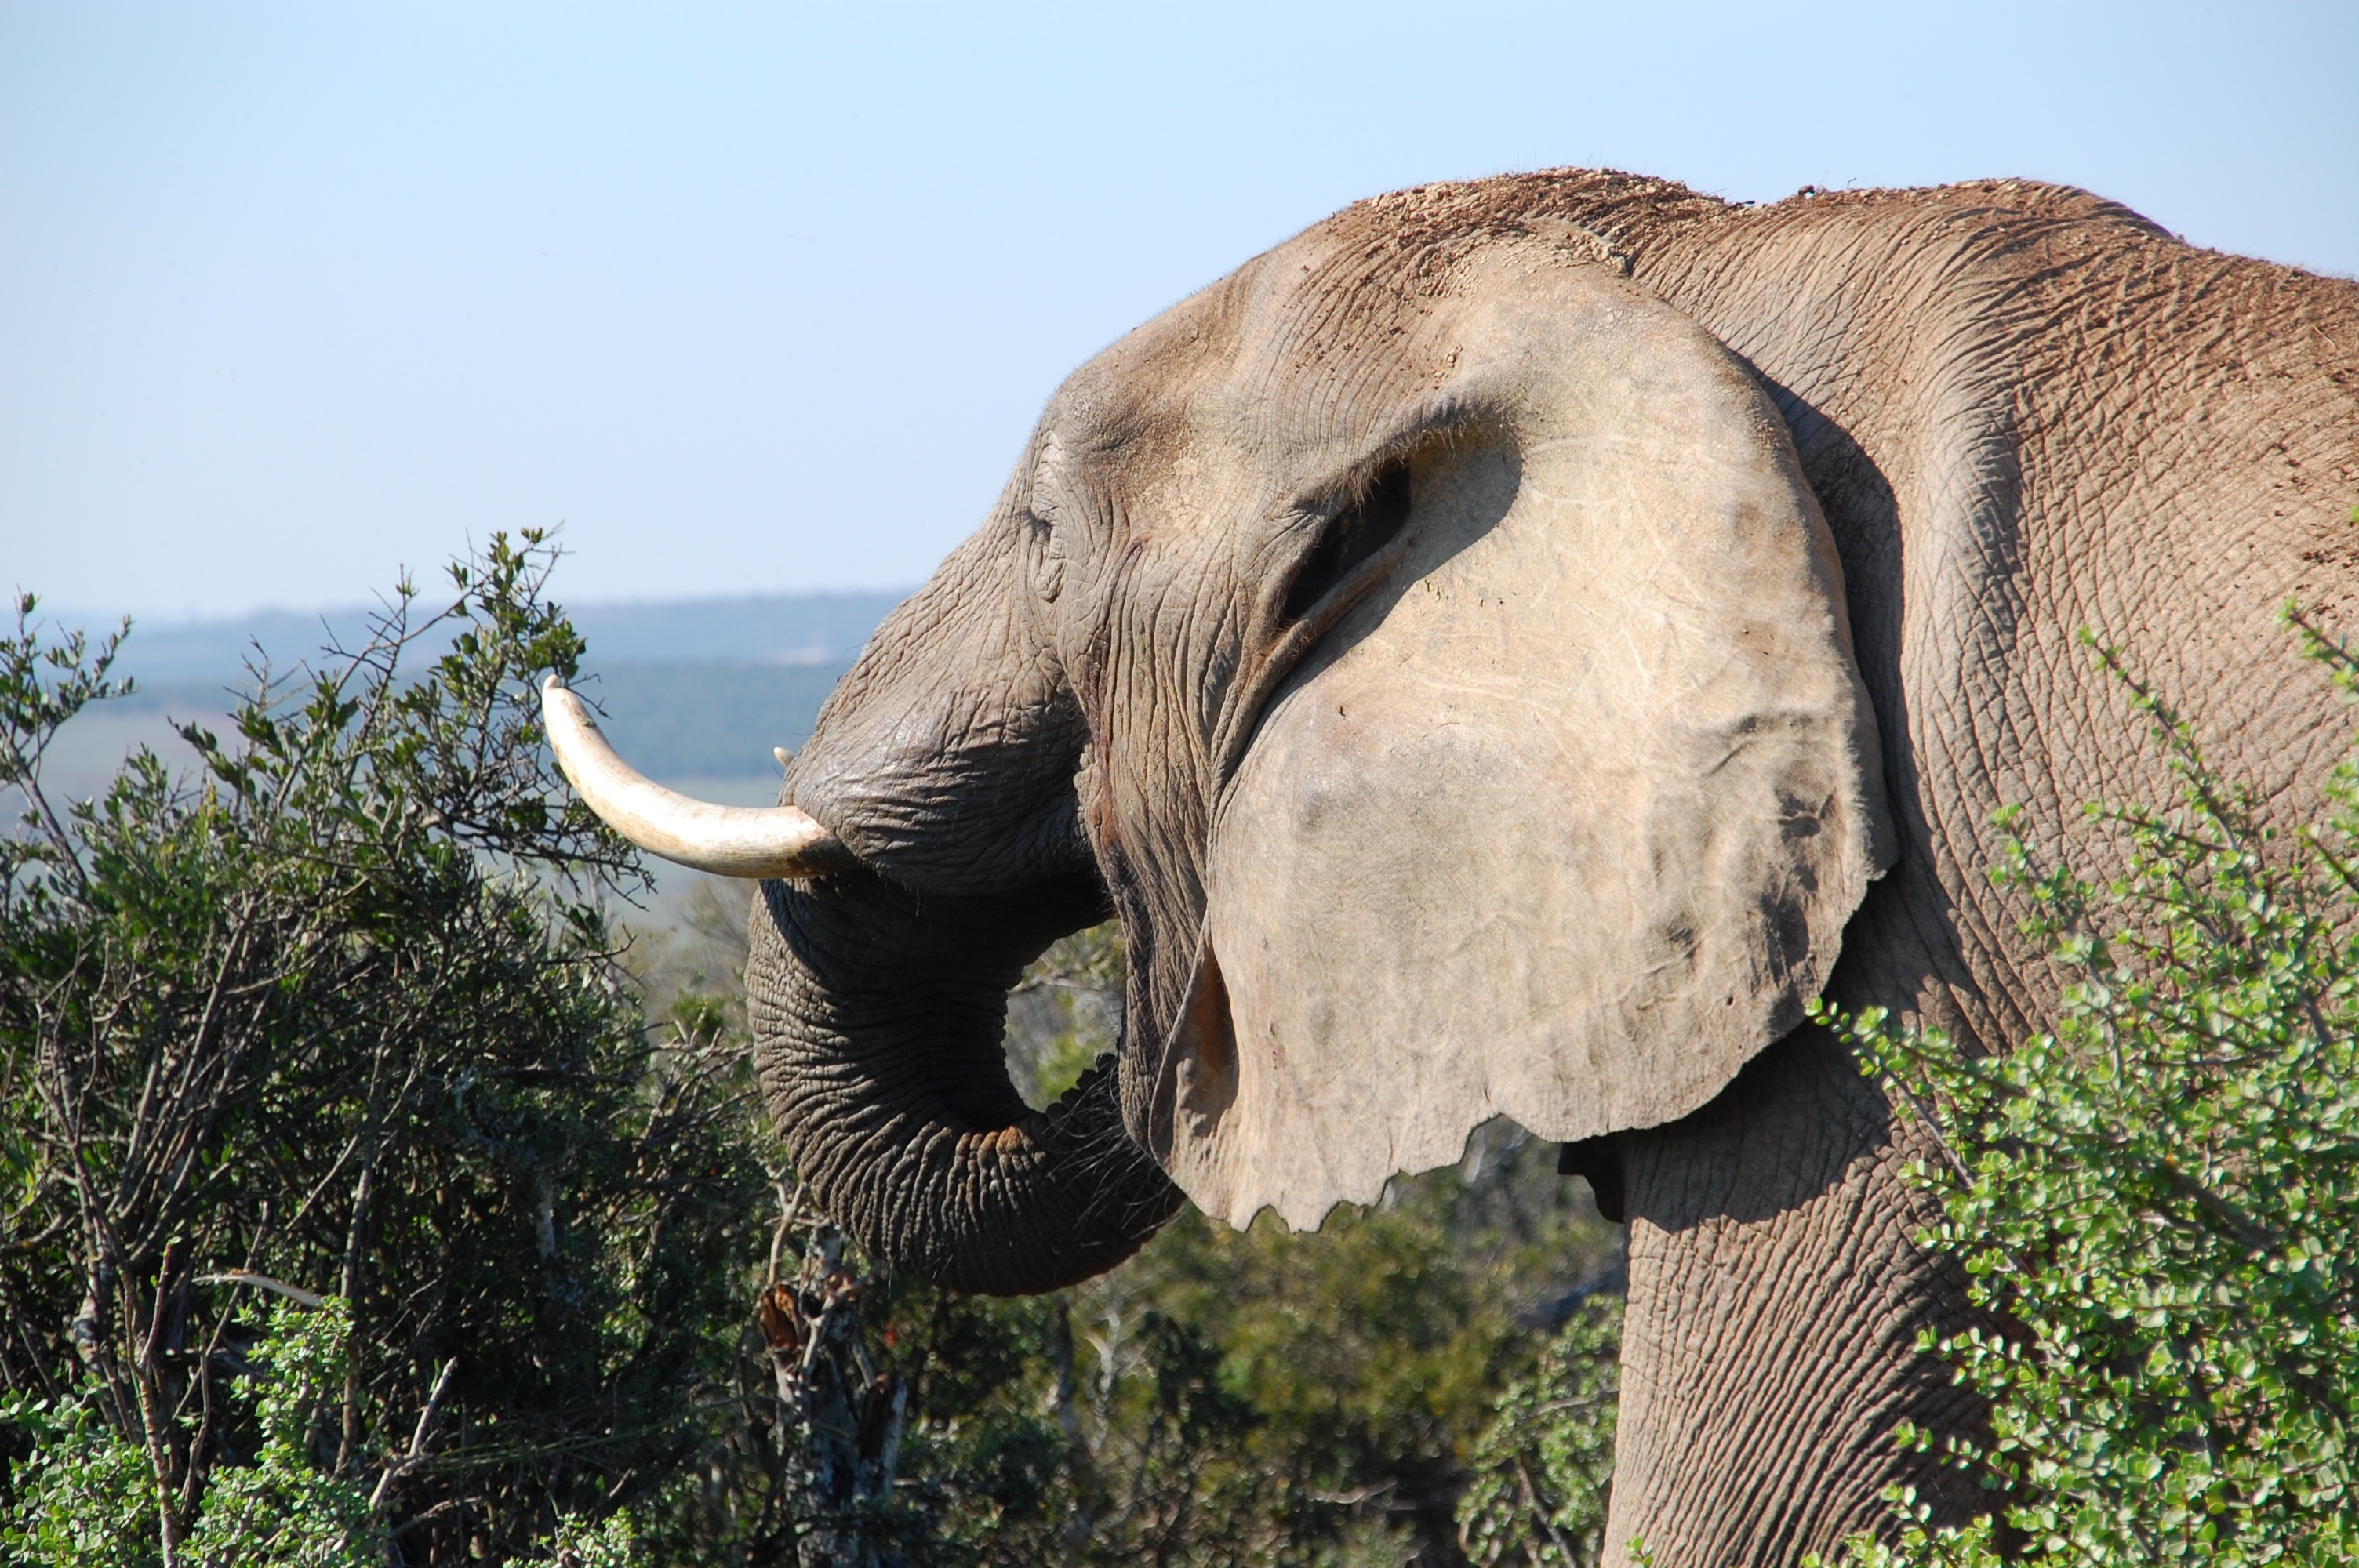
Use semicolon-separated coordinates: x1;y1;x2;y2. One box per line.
746;866;1183;1296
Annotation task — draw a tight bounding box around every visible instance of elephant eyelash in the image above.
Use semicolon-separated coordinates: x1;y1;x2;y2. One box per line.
1278;457;1414;625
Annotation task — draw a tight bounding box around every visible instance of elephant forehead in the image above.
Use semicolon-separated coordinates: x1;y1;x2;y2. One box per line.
1044;233;1474;489
1041;256;1282;459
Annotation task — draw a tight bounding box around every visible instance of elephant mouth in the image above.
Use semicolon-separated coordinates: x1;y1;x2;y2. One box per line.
540;666;1183;1296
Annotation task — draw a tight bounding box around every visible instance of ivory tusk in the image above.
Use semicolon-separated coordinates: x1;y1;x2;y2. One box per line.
540;674;849;878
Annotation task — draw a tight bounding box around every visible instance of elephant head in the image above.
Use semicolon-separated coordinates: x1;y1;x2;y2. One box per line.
547;208;1895;1294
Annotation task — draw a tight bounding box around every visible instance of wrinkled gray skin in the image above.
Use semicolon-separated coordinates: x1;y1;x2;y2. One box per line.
747;173;2359;1565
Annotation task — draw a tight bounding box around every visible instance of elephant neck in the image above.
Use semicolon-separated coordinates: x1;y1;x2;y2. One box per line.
1604;1017;1986;1566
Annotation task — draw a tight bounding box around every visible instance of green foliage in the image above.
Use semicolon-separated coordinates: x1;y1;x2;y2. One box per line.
0;539;770;1561
0;1393;159;1566
185;1300;383;1568
540;1511;639;1567
1456;1296;1621;1568
2;1299;383;1568
1813;615;2359;1566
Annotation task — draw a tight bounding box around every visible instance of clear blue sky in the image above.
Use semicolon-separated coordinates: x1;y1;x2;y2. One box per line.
5;1;2354;622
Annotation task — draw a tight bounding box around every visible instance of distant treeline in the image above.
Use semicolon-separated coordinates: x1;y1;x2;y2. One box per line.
72;590;907;685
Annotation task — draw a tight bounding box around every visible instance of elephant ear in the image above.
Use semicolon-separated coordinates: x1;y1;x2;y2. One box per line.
1153;260;1894;1229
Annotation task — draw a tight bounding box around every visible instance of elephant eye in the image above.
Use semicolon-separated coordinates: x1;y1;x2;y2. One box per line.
1021;507;1066;603
1279;458;1413;625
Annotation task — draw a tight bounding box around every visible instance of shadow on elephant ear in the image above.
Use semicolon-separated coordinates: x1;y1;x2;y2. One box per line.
1592;866;1972;1236
1558;1016;1898;1231
1208;433;1521;794
1748;373;2005;1046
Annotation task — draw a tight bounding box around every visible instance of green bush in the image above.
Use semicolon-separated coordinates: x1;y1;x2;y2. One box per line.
0;538;769;1561
1816;616;2359;1566
0;1392;163;1565
2;1298;383;1567
1455;1295;1620;1568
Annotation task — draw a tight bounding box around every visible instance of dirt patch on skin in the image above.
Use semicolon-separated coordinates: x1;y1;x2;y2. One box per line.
1296;169;2175;309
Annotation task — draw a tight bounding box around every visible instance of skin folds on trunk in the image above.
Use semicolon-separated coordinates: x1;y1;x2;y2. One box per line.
745;865;1183;1297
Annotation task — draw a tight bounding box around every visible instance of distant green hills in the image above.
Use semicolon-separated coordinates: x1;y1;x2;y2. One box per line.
22;593;901;807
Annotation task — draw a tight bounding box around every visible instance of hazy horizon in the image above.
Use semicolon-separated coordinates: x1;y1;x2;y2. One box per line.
32;583;916;635
15;585;905;809
23;586;909;688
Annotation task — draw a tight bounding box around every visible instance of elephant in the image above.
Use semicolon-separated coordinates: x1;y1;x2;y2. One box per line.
543;171;2359;1564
